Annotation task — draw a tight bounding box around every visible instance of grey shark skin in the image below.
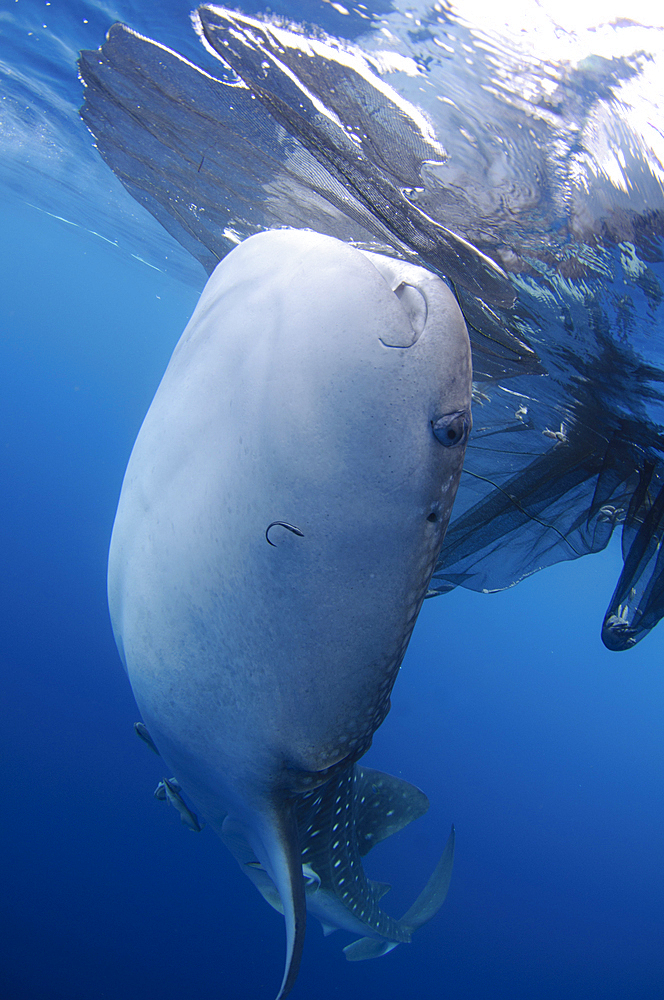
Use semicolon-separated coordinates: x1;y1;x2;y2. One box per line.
107;229;472;998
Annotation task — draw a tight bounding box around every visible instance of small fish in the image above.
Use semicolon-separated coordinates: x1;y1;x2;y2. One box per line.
159;777;204;832
154;777;181;800
134;721;160;755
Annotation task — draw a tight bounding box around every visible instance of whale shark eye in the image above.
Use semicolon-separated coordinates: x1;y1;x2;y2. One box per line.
432;411;471;448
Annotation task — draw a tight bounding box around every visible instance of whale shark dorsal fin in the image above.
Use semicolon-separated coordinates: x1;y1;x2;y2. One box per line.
369;879;392;901
353;765;429;857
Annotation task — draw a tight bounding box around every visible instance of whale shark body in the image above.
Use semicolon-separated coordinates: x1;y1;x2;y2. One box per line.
108;229;472;997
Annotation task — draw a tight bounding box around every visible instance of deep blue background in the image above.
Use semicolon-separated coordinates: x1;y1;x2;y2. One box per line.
2;192;663;1000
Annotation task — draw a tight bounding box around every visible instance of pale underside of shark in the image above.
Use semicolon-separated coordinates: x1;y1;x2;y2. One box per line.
108;229;472;997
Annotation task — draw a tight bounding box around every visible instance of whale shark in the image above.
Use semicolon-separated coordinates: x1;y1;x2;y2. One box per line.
108;228;471;998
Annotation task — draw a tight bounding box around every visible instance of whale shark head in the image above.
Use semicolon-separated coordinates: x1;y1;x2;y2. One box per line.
108;229;471;998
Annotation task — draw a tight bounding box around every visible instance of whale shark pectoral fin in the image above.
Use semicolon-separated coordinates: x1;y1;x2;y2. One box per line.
342;825;455;963
246;802;307;1000
222;817;285;914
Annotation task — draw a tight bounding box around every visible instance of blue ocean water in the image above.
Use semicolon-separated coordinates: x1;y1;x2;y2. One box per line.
2;3;664;999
